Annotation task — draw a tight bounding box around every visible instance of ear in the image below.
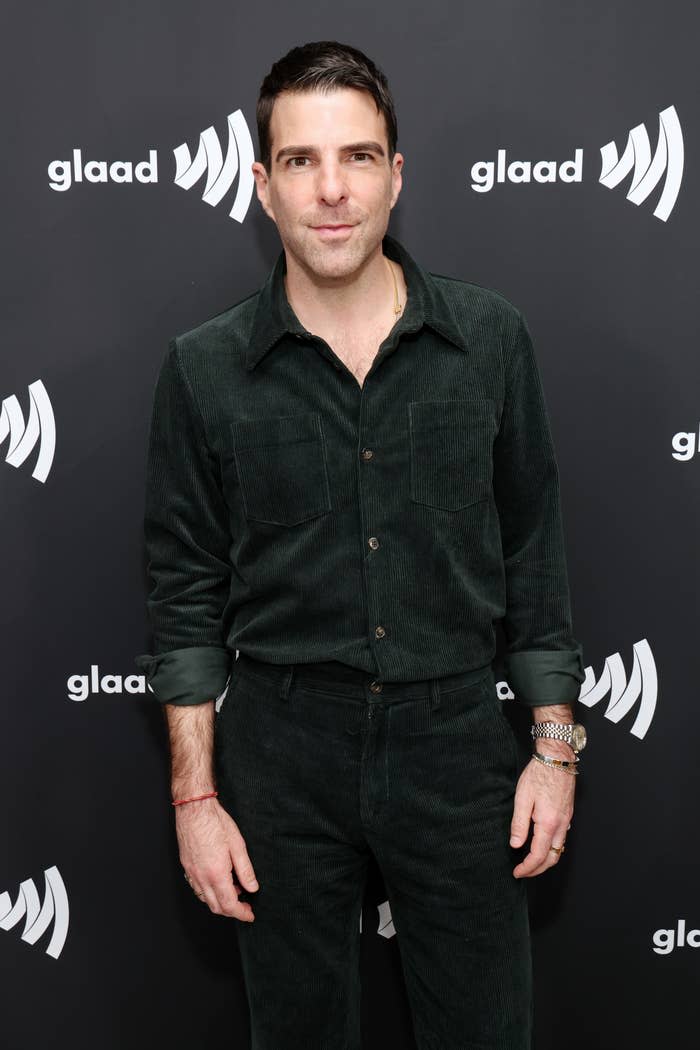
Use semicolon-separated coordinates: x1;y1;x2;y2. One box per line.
389;152;404;210
252;161;276;221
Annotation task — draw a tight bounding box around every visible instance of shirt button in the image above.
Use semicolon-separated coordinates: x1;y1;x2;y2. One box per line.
374;625;386;639
361;448;373;460
369;680;383;693
368;536;379;550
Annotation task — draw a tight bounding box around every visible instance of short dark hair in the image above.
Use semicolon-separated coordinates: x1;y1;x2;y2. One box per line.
256;41;398;173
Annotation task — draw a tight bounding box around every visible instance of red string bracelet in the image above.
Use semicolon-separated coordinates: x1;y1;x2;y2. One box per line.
172;790;219;807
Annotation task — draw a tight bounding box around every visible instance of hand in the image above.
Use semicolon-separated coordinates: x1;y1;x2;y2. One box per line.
509;756;575;878
176;798;259;920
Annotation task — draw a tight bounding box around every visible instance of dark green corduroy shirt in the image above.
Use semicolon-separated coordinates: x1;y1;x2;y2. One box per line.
135;233;584;708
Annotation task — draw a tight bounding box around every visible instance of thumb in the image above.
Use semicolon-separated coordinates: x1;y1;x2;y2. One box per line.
510;797;532;848
229;835;259;891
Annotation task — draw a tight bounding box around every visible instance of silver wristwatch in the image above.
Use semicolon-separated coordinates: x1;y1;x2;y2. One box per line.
530;721;587;753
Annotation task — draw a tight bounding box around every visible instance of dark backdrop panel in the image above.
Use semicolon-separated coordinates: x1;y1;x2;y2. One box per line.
2;2;698;1047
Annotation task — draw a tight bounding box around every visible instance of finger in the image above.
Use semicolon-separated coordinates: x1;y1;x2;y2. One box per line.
512;821;556;878
184;861;244;912
518;823;570;878
190;881;215;910
192;871;256;922
230;837;259;892
211;871;256;921
524;848;561;878
525;843;566;878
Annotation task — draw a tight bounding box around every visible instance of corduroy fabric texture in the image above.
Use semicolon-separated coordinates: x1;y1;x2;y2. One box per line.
135;233;584;707
215;655;533;1050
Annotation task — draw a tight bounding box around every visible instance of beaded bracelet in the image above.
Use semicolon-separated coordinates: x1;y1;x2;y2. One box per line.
531;752;579;775
172;790;219;807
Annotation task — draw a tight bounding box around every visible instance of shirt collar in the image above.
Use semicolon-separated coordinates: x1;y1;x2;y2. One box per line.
244;233;469;371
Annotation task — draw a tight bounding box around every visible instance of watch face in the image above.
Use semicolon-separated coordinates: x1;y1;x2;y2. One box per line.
572;724;587;751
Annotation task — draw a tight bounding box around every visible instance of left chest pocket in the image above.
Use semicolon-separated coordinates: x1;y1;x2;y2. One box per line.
408;399;495;511
230;412;332;527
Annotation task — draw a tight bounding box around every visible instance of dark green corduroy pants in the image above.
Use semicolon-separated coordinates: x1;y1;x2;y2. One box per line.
214;654;532;1050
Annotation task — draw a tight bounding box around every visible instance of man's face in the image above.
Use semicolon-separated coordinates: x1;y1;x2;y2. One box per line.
252;87;403;280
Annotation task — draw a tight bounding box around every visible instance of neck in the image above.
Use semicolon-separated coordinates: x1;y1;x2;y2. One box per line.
282;242;403;333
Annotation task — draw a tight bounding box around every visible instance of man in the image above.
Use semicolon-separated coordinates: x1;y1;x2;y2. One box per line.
136;40;586;1050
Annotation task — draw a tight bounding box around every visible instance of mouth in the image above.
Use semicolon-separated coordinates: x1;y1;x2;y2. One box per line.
311;223;356;238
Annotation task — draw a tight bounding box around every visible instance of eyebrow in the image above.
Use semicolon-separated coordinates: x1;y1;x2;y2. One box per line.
274;140;386;163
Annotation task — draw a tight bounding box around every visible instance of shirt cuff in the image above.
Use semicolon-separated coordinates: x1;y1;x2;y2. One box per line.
504;647;585;707
135;646;232;706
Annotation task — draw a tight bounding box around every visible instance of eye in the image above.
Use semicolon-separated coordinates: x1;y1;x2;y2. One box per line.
287;156;310;168
351;152;371;161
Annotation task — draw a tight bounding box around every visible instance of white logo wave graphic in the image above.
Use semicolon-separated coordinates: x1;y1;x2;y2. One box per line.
0;379;55;483
577;638;657;739
173;109;255;223
599;105;683;221
0;866;69;959
359;899;396;939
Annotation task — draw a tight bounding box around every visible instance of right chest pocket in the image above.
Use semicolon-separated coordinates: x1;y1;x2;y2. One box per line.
229;412;332;527
408;398;495;511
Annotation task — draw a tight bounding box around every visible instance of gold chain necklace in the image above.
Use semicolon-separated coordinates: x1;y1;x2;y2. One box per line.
385;257;403;316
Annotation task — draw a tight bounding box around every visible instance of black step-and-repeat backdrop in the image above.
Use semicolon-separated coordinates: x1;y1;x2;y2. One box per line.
2;2;698;1047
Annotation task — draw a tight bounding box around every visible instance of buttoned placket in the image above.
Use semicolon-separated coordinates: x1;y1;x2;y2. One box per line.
298;316;422;704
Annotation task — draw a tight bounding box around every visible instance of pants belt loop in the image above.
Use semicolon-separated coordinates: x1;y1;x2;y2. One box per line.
429;678;441;710
279;665;295;702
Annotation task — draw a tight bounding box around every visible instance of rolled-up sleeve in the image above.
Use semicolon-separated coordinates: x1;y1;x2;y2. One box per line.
493;312;585;707
135;339;233;705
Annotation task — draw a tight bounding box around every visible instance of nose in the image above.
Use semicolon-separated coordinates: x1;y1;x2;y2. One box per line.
316;158;348;207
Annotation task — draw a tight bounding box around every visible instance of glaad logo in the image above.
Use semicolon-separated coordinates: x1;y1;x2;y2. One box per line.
47;109;255;223
360;900;396;939
67;665;231;705
471;151;583;193
652;920;700;955
0;865;69;959
1;379;55;483
173;110;255;223
671;423;699;461
67;665;147;701
47;151;157;190
469;105;683;221
599;106;683;223
577;638;657;739
496;638;657;738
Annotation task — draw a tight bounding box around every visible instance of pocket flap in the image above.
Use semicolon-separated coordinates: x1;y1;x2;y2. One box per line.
231;412;323;450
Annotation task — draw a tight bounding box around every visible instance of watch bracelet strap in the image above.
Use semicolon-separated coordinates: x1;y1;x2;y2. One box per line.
531;722;574;743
